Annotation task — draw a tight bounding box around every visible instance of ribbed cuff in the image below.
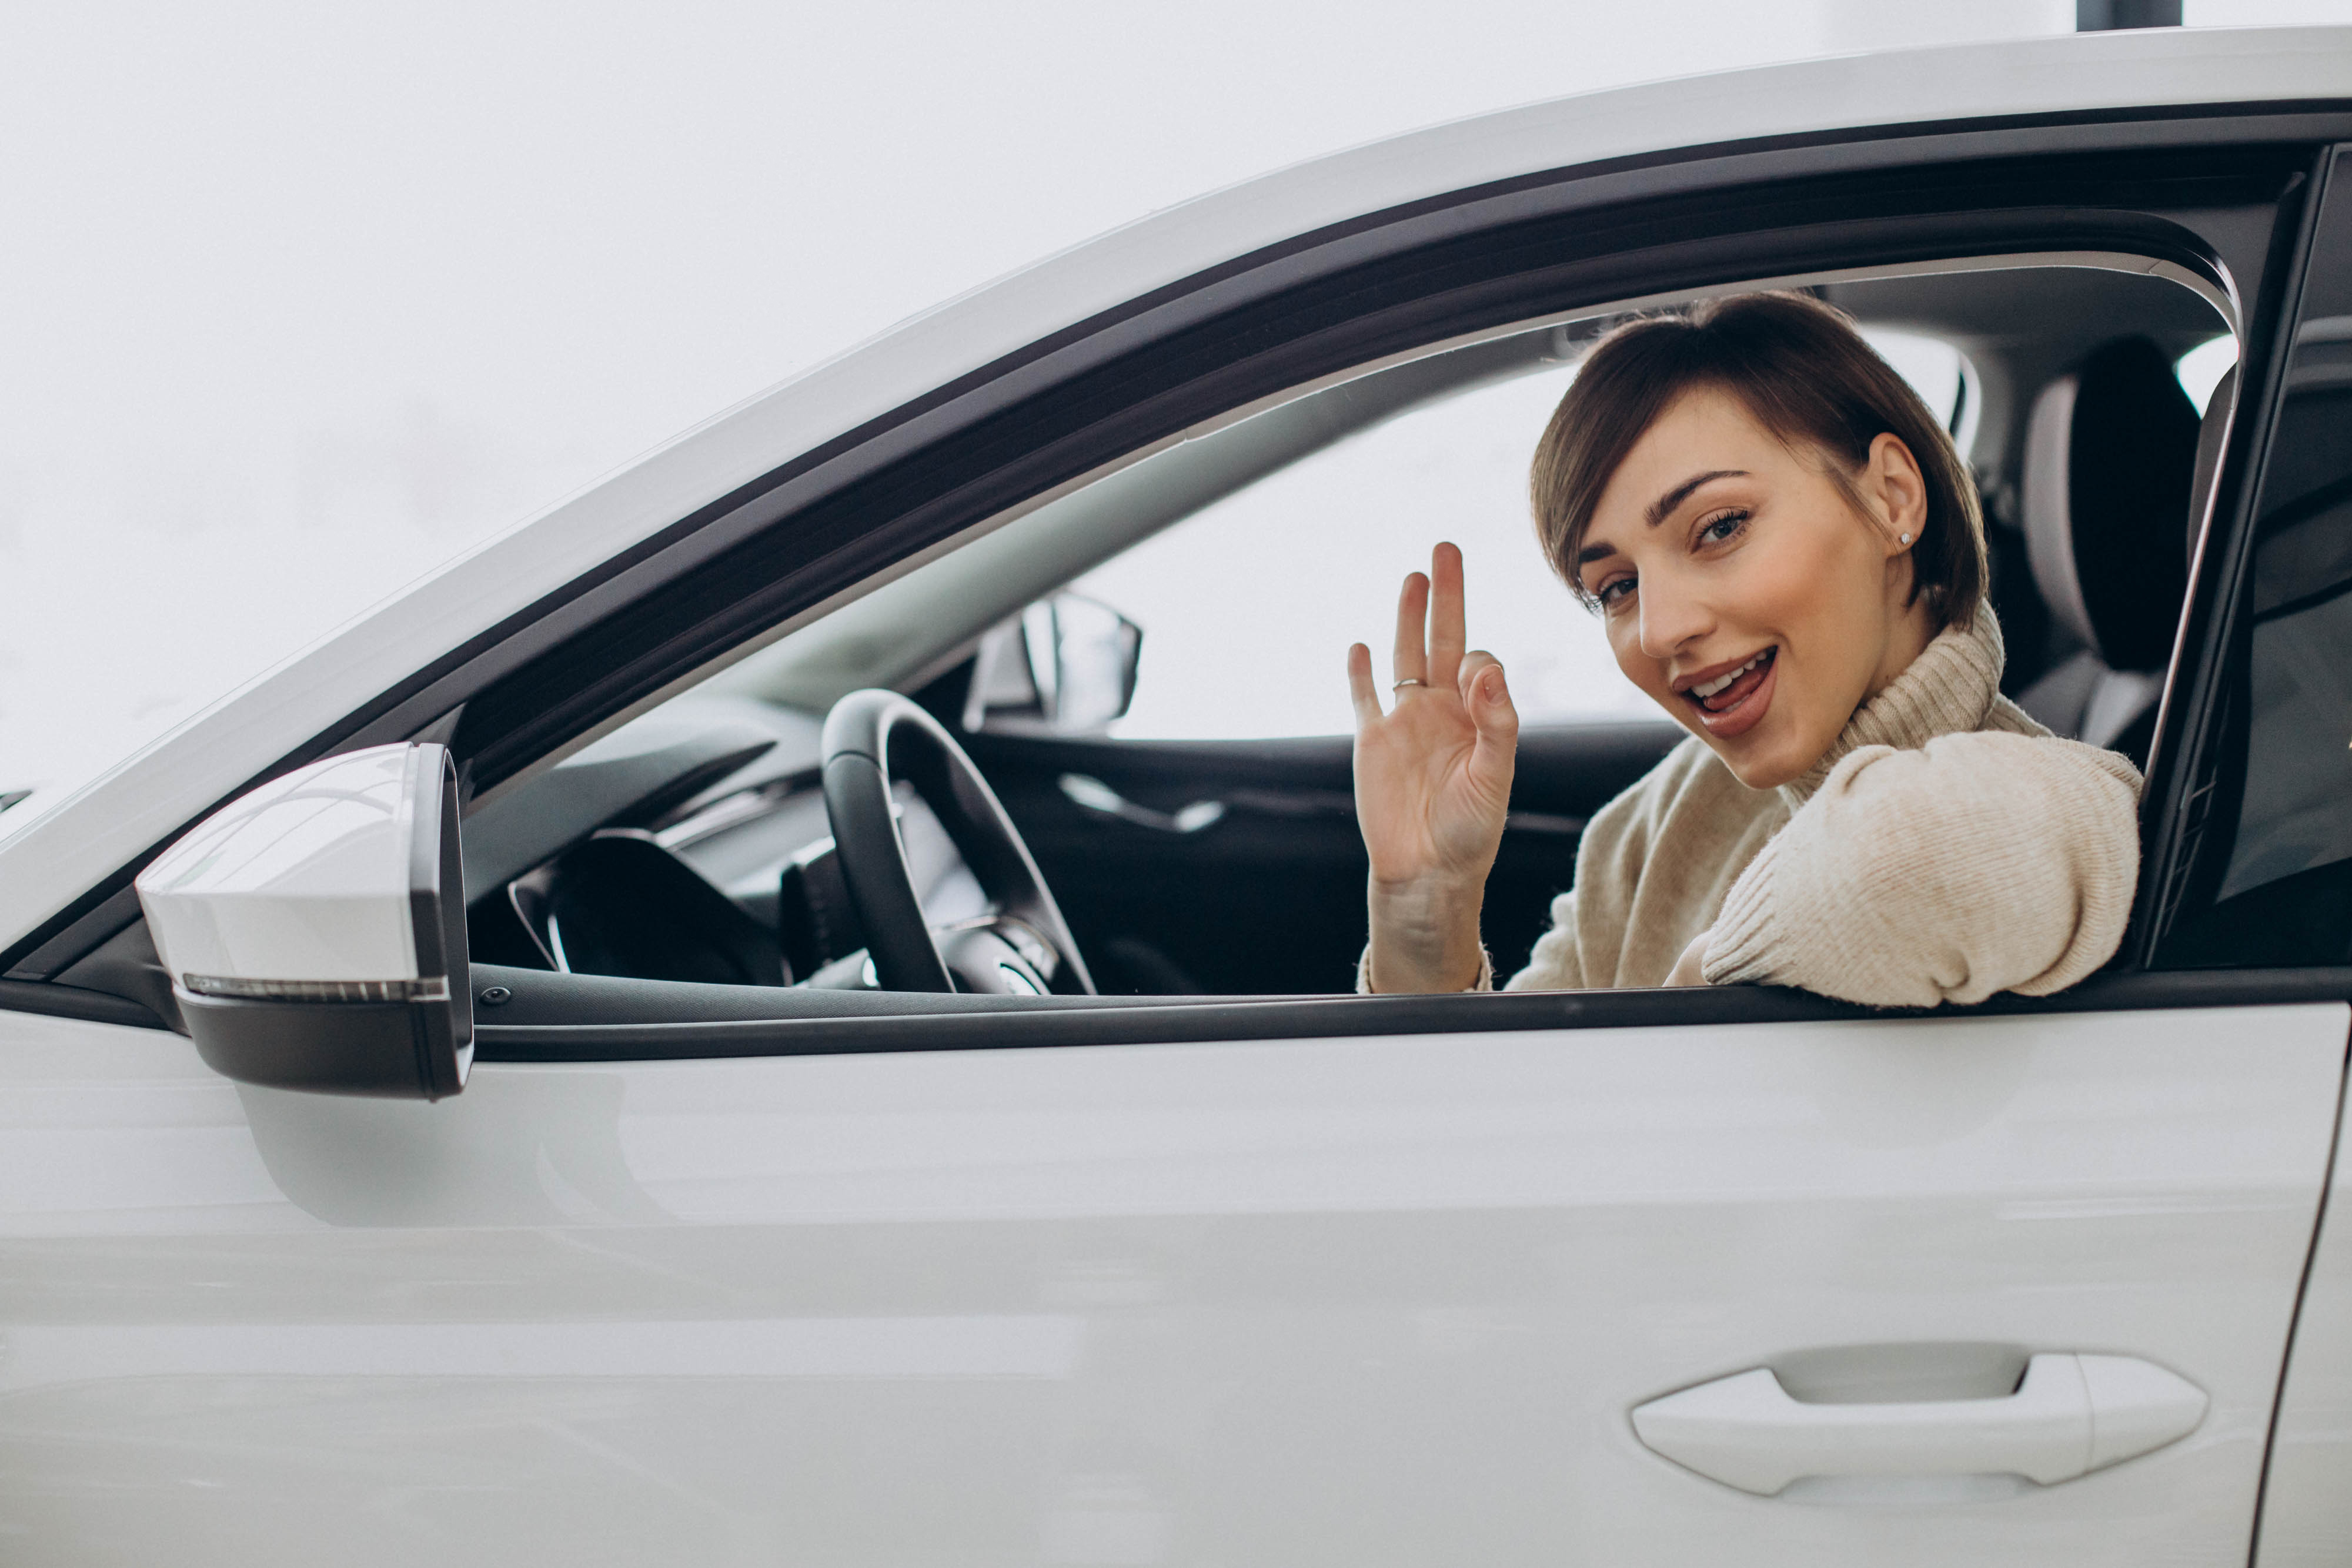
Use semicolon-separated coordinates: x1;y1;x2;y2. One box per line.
1699;833;1788;986
1357;944;1494;994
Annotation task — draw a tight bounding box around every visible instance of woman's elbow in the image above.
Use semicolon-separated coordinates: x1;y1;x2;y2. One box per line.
1853;805;2139;1004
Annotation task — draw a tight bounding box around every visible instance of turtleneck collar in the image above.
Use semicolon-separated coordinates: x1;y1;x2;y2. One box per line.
1778;607;2007;808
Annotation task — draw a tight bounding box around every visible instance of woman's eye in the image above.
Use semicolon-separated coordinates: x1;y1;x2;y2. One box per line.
1595;576;1635;608
1696;508;1752;546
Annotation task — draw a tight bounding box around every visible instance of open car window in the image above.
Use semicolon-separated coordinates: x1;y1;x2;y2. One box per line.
436;258;2241;1007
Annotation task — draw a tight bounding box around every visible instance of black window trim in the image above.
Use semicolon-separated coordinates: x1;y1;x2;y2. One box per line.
14;959;2352;1047
4;105;2344;1016
461;964;2352;1064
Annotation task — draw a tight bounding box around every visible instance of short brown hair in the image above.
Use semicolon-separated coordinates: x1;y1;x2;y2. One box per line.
1530;292;1986;630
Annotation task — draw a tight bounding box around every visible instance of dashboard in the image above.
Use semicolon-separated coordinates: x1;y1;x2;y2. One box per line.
462;696;985;989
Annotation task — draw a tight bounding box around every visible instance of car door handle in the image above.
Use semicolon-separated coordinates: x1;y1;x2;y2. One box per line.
1630;1353;2206;1496
1057;774;1226;833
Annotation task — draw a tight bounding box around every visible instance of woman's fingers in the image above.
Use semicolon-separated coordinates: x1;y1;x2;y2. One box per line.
1456;648;1498;702
1471;660;1517;743
1427;542;1466;691
1391;570;1430;687
1346;641;1382;726
1461;651;1517;758
1390;546;1468;694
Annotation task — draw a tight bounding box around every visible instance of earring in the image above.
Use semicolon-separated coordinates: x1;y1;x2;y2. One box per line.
1899;531;1913;545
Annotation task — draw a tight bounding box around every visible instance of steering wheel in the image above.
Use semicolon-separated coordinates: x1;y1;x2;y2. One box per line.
819;689;1096;995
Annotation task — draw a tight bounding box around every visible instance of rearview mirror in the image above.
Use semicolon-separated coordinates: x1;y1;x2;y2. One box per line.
963;591;1142;735
136;742;472;1100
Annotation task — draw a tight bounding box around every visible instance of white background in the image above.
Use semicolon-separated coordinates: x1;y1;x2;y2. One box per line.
1;0;2338;818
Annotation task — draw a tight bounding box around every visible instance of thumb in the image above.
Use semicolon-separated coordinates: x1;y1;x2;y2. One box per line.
1471;661;1518;745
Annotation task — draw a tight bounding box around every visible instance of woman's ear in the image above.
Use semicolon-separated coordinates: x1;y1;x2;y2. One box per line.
1866;432;1929;554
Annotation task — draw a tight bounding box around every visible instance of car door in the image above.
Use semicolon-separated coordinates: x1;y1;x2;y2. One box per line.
1;988;2340;1568
5;72;2352;1568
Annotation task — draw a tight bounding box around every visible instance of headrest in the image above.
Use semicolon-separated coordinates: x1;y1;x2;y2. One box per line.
2022;337;2202;672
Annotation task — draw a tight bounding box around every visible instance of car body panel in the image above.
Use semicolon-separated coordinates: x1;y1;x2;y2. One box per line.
5;27;2352;961
1;999;2341;1563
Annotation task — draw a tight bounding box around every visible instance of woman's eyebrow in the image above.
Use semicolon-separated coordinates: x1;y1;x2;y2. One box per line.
1646;469;1749;528
1577;468;1753;570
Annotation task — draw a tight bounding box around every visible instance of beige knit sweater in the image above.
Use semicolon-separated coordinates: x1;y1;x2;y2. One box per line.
1419;611;2143;1007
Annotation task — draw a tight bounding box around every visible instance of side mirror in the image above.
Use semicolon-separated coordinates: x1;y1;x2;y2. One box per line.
963;591;1142;736
136;742;472;1099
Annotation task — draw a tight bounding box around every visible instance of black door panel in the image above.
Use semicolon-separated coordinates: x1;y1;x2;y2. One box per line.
962;722;1684;995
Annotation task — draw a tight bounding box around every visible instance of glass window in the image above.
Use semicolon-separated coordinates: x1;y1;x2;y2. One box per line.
1073;329;1968;741
2161;151;2352;967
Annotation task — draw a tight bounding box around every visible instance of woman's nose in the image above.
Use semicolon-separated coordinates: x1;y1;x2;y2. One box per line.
1638;583;1712;661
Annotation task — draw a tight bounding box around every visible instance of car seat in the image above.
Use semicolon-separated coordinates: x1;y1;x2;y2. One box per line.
2014;336;2207;765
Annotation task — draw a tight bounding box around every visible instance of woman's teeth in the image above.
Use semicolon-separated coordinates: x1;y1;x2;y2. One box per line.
1691;650;1769;700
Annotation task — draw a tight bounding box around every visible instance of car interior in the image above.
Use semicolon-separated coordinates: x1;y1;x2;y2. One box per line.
450;257;2237;1010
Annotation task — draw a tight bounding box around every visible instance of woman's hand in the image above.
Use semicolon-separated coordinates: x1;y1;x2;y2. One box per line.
1349;541;1519;992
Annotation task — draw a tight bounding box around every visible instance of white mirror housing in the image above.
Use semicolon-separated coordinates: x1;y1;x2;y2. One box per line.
136;743;472;1099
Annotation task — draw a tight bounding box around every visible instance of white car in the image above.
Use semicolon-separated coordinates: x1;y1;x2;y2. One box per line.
6;25;2352;1566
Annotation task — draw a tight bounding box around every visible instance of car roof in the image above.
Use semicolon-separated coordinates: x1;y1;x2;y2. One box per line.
5;24;2350;957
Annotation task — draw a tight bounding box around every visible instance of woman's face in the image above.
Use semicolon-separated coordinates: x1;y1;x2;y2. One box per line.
1574;386;1935;790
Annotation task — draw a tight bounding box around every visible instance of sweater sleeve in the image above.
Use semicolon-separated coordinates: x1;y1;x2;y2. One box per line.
1700;731;2141;1007
1503;891;1586;991
1355;944;1495;994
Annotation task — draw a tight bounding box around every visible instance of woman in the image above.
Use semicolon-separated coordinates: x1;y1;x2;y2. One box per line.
1349;292;2141;1007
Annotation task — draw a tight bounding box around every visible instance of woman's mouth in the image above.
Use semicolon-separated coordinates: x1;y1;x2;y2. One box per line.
1679;647;1778;738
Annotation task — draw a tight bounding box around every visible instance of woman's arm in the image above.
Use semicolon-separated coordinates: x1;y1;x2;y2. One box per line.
1700;731;2141;1007
1348;543;1520;993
